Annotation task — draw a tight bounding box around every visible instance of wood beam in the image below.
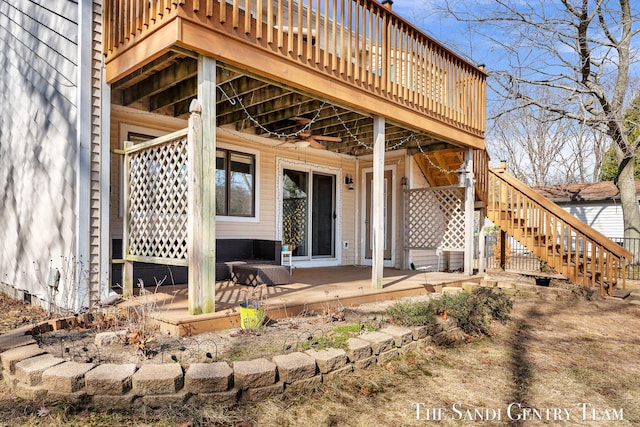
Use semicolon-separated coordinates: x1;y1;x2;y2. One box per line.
149;76;197;111
111;51;184;90
217;86;297;126
173;98;194;117
188;100;204;315
187;56;218;315
121;59;198;105
176;20;485;150
245;99;325;132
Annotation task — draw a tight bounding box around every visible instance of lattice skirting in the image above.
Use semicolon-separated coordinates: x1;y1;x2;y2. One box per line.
405;187;466;251
127;136;189;260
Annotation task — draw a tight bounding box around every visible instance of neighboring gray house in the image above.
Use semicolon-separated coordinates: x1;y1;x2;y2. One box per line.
535;181;640;239
0;1;108;311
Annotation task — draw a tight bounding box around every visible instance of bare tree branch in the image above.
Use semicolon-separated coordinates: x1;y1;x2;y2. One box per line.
436;0;640;244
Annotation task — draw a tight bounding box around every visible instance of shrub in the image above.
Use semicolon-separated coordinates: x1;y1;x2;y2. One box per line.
471;287;513;323
435;292;493;336
386;301;436;327
385;287;513;337
571;285;594;301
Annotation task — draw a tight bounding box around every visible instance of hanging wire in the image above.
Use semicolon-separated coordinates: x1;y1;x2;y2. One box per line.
216;85;236;105
224;82;325;138
332;105;415;153
413;135;463;174
331;105;372;150
385;133;415;151
219;83;418;155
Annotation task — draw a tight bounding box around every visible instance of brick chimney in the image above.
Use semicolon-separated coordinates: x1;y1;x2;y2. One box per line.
381;0;393;11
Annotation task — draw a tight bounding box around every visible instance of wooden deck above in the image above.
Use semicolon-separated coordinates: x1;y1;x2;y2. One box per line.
103;0;487;155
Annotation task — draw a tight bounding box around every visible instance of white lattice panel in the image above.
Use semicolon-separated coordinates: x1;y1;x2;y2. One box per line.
127;136;189;260
405;187;466;251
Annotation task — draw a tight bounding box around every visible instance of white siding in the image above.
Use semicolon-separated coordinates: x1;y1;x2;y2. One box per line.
0;1;79;307
561;202;625;238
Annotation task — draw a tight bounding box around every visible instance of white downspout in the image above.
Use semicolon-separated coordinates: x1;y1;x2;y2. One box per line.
75;0;93;311
99;61;113;302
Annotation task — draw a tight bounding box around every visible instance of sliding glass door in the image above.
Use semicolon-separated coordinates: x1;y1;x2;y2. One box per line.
283;169;335;259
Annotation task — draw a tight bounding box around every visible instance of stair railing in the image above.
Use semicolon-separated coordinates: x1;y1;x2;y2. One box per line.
487;168;631;295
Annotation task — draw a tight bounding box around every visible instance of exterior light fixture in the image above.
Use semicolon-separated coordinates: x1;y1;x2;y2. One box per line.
345;174;354;190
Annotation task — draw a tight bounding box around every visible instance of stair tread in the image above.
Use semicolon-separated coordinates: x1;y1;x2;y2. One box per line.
487;173;630;291
611;289;631;299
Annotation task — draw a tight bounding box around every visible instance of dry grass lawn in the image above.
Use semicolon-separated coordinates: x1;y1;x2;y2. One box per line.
1;288;639;426
244;291;640;427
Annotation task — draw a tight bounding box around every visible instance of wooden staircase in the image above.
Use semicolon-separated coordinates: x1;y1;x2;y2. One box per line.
487;168;632;296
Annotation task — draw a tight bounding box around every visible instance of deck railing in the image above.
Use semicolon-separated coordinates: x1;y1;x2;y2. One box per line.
473;149;488;203
104;0;486;137
487;169;631;295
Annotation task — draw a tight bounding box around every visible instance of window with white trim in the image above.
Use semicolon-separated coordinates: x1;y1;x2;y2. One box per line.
216;149;256;217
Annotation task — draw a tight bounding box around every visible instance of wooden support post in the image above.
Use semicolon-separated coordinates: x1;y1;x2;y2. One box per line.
199;55;217;314
464;148;475;275
400;173;408;269
372;116;385;289
122;141;134;297
187;101;203;315
478;208;486;273
500;229;507;270
187;55;217;315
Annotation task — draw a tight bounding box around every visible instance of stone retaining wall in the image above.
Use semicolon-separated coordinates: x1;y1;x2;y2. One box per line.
0;325;433;408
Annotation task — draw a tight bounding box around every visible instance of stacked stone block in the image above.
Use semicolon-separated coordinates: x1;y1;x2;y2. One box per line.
0;323;437;407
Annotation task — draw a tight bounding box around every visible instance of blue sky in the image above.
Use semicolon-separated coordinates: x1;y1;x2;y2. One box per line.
386;0;489;66
390;0;640;76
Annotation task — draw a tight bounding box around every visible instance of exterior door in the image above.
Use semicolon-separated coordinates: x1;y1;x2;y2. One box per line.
282;169;335;259
364;169;393;262
312;173;336;257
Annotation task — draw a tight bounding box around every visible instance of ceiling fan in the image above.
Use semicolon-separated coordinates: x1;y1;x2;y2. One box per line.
276;117;342;150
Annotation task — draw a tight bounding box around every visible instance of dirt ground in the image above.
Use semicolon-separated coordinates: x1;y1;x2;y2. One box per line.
0;294;51;334
1;281;640;426
29;293;403;367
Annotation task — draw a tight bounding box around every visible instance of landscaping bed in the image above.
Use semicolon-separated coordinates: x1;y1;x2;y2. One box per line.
2;278;640;426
